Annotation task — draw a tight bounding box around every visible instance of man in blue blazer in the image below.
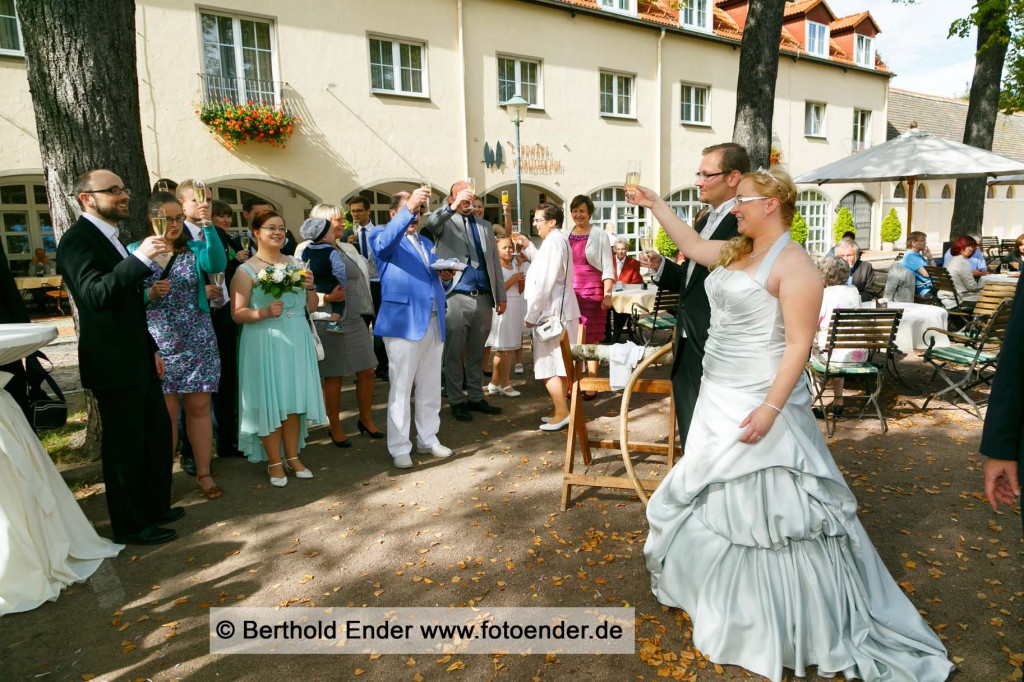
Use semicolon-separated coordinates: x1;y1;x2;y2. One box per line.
370;188;454;469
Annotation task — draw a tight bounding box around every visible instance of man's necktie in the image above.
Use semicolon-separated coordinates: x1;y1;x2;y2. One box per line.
360;229;369;258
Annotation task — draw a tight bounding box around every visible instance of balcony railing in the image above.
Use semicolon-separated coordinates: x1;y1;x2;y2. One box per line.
199;74;292;113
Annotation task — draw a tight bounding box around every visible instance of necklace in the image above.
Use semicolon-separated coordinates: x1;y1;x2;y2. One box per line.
747;237;781;262
251;254;287;266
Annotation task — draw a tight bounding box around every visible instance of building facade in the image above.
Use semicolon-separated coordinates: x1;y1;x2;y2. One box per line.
0;0;891;272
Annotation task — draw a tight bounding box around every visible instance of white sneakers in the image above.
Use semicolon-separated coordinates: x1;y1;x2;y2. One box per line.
417;443;454;458
486;383;521;397
392;454;414;469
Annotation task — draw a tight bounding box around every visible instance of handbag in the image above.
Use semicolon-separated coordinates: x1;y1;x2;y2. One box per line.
25;352;68;431
307;313;325;361
534;236;570;342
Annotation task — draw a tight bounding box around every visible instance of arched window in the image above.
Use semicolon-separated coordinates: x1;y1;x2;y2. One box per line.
796;190;831;255
1007;186;1015;199
941;184;952;199
915;183;927;199
590;187;642;253
1;179;53;275
893;182;906;199
211;185;264;236
986;185;995;199
665;187;702;224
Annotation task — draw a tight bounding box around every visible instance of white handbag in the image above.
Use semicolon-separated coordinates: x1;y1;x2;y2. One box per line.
534;240;569;342
308;315;325;361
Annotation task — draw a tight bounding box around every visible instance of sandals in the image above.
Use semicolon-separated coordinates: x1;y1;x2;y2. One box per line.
196;474;223;500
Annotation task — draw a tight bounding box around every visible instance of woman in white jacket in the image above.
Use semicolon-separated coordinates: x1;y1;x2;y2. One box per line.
512;204;581;431
944;235;983;306
568;195;615;398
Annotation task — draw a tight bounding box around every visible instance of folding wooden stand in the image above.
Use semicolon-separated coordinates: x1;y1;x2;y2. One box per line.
559;328;680;510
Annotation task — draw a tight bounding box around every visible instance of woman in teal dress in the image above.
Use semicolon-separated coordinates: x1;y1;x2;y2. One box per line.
230;211;326;487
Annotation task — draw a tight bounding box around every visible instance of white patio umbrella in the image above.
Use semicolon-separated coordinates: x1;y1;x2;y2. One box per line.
794;124;1024;241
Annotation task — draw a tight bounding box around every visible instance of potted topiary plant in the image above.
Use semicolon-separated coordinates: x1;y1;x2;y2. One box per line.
880;208;902;252
790;211;808;247
833;207;855;243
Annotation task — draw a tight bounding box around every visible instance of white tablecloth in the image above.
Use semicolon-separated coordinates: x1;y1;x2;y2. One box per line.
885;302;950;354
978;273;1020;286
611;284;657;314
14;275;62;291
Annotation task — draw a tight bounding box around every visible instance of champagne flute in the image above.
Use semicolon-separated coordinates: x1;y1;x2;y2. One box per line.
193;179;210;227
638;225;655;278
465;177;476;196
156;180;170;193
210;272;226;288
625;160;641;218
151;207;168;238
240;233;252;252
419;178;431;212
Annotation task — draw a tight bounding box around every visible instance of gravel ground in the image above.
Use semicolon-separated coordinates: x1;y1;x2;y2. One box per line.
1;330;1020;682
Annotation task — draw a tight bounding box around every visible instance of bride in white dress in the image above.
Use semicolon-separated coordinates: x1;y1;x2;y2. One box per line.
631;169;952;682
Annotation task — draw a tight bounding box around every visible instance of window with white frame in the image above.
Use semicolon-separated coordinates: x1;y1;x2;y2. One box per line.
666;188;703;225
1;181;53;274
679;0;710;31
200;12;278;106
0;0;22;56
854;34;874;67
369;35;427;96
806;21;829;57
680;83;709;125
599;0;637;17
600;71;634;118
852;109;870;152
805;102;826;137
497;55;541;107
591;187;644;253
796;190;831;255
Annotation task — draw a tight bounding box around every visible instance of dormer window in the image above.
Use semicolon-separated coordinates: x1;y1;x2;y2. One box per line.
680;0;710;32
599;0;637;17
854;34;874;67
806;21;829;57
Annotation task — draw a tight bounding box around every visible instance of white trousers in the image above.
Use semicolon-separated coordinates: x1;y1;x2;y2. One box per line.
383;314;444;458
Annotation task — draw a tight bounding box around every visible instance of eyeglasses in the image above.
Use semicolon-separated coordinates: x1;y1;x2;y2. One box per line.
165;216;185;225
259;225;288;233
734;195;772;205
83;186;131;196
694;171;727;182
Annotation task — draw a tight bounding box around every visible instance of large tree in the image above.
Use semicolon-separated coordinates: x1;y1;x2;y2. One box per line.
732;0;787;169
17;0;153;456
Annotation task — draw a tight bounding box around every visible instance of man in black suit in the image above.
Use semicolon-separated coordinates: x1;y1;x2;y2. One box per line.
639;142;750;445
57;168;180;545
980;281;1023;534
176;180;245;471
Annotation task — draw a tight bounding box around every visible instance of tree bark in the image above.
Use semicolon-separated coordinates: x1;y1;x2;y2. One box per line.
950;0;1010;239
732;0;787;169
17;0;152;458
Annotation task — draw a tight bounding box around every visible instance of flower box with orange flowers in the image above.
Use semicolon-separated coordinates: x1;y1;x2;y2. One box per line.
197;100;299;150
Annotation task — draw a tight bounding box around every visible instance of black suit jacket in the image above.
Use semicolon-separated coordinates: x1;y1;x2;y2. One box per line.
57;216;158;391
979;279;1024;511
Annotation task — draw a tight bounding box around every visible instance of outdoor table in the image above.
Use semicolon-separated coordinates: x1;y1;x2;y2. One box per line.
14;275;62;290
978;273;1020;286
885;302;950;354
611;283;656;315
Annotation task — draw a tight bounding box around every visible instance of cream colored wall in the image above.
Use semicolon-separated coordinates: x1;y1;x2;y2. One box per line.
0;58;42;169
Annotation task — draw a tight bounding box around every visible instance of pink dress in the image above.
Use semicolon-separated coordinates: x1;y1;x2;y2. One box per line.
569;233;605;343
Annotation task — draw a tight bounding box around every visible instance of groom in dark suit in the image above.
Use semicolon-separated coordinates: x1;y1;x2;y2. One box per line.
640;143;751;445
57;169;180;545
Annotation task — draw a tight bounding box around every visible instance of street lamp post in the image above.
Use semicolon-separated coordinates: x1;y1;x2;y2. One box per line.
504;94;529;236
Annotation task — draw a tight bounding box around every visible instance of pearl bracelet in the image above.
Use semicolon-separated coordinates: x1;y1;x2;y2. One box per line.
761;401;782;414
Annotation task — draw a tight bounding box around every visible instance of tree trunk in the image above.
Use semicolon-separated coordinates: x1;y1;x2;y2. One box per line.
950;0;1010;240
17;0;152;458
732;0;787;169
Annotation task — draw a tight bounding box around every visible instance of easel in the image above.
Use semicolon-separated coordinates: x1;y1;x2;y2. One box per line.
559;327;680;510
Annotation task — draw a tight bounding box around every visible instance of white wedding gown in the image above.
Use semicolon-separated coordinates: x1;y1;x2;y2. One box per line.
644;237;952;682
0;324;123;616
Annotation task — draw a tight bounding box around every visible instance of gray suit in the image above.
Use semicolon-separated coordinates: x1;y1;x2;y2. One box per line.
421;204;506;404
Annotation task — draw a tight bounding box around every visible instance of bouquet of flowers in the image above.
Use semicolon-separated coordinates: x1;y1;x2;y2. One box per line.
255;263;307;299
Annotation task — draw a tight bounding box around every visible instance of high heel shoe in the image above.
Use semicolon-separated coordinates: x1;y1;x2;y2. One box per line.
332;437;352;448
196;474;223;500
285;457;314;479
357;420;385;439
267;463;288;488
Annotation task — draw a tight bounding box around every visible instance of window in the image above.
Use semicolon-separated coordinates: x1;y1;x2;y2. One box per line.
854;34;874;67
599;0;637;17
986;185;995;199
941;184;952;199
369;36;427;96
852;109;870;152
806;21;829;57
1007;186;1015;199
680;83;709;125
591;187;644;254
805;102;825;137
0;0;22;56
1;180;53;274
796;190;831;255
497;56;541;107
666;188;702;225
916;184;927;200
893;183;906;199
600;71;634;118
200;12;278;106
679;0;710;31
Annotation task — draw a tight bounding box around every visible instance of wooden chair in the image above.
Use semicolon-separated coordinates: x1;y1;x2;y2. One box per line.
921;298;1013;419
924;265;974;329
43;277;69;316
630;288;679;347
807;308;903;436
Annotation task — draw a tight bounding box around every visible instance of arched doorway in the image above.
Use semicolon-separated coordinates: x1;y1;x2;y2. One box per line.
206;176;320;237
343;181;445;227
838;190;873;251
482;183;563;236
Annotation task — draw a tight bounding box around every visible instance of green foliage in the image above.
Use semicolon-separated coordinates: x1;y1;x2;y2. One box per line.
655;226;678;259
880;208;903;243
790;212;807;246
833;208;855;242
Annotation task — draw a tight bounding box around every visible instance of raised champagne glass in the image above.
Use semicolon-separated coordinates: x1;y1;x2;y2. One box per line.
419;178;431;212
193;179;210;228
151;207;168;238
465;177;476;198
624;160;641;218
638;225;655;280
240;233;252;252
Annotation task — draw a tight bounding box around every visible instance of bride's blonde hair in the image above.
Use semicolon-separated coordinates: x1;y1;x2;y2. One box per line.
711;166;798;270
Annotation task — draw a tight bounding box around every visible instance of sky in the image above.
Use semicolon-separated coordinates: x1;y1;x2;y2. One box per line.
826;0;977;98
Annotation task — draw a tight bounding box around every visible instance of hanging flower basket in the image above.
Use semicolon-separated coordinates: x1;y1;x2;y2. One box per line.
196;100;299;150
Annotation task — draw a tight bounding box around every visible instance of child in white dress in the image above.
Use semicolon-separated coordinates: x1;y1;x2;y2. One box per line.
486;238;526;396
